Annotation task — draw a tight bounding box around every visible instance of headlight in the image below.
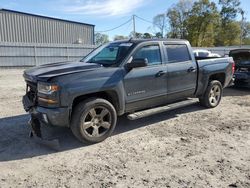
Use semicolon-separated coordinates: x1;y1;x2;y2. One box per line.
37;82;59;94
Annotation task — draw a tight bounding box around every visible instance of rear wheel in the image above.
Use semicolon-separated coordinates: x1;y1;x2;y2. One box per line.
199;80;223;108
71;98;117;143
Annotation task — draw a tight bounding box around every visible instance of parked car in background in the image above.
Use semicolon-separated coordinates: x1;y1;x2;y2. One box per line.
229;49;250;87
193;49;221;59
22;39;234;143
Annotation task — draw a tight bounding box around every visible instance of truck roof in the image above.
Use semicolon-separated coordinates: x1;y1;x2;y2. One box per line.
111;38;189;45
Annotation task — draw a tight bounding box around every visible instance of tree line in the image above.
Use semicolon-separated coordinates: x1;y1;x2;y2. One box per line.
95;0;250;47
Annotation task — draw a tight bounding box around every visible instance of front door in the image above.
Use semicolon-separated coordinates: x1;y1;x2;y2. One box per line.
124;43;168;112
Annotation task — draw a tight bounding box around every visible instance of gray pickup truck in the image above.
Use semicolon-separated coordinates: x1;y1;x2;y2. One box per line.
23;39;234;143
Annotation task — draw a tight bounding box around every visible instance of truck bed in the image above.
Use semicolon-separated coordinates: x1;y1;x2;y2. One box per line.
197;57;233;67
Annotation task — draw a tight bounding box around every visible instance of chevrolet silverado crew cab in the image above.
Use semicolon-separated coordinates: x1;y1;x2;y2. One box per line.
23;39;234;143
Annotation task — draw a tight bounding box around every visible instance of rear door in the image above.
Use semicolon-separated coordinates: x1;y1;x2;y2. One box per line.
124;42;168;112
164;43;197;101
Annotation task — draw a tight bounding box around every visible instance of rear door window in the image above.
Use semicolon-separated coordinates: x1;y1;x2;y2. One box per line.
165;44;191;63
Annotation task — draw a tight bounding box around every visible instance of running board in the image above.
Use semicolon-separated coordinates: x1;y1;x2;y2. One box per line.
127;99;198;120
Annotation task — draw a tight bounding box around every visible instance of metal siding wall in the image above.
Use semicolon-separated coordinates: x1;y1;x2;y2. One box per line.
0;10;94;45
0;12;2;42
0;42;96;67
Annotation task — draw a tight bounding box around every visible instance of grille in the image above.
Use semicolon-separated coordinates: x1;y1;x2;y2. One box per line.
26;81;37;104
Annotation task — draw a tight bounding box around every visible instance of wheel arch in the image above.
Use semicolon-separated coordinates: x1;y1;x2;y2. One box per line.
196;72;226;98
209;73;226;87
70;90;121;121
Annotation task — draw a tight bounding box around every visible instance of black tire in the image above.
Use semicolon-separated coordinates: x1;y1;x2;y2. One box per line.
71;98;117;143
199;80;223;108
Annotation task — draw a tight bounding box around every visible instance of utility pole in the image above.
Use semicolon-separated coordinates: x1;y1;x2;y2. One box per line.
132;15;136;38
240;9;245;47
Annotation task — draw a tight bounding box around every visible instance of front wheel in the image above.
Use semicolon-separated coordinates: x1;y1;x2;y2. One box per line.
71;98;117;143
199;80;223;108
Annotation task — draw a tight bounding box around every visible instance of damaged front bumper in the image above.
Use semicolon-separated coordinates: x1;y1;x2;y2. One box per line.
22;94;69;150
22;94;70;127
30;106;70;127
28;117;60;151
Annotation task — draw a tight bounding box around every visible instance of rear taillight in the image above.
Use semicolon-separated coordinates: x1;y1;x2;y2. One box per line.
232;61;235;74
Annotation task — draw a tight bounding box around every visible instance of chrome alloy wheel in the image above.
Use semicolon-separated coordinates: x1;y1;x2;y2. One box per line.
209;85;221;106
80;106;112;138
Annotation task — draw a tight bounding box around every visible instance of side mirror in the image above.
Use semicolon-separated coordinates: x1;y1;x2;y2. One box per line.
126;58;148;69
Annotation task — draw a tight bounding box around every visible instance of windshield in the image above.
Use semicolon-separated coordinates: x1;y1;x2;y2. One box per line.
80;42;134;66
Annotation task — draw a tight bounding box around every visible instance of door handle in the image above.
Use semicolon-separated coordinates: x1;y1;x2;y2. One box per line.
156;71;167;77
188;67;196;73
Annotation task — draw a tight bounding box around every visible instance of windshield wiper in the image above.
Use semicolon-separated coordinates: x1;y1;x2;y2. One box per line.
93;60;115;65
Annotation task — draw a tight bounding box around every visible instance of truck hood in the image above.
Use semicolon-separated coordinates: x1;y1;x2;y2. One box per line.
24;61;103;82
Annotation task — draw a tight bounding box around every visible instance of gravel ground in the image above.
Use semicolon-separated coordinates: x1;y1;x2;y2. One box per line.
0;69;249;188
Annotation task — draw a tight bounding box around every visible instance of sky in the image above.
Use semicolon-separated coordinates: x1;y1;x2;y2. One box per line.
0;0;250;40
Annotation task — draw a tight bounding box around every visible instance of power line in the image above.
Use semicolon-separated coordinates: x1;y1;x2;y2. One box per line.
95;18;132;33
95;15;154;35
124;20;133;34
135;15;154;25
